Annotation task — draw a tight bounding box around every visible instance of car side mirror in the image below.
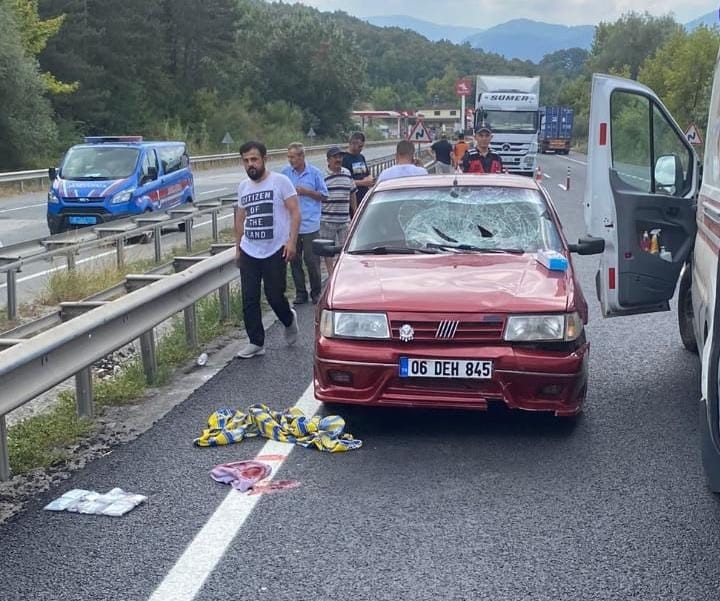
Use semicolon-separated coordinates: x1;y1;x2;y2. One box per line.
313;238;340;257
568;236;605;255
654;154;680;192
48;167;57;180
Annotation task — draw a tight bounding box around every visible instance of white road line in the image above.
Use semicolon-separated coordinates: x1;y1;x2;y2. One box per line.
563;156;587;166
198;188;227;196
558;184;567;191
0;202;46;214
149;384;320;601
543;173;552;179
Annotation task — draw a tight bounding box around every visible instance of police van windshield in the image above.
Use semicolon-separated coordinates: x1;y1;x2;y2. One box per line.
60;147;140;180
480;111;538;134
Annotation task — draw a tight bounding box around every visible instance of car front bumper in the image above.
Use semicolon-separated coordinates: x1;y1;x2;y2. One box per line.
314;338;589;416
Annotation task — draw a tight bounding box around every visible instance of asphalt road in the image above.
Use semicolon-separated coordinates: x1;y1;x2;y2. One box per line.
0;144;396;306
2;151;719;600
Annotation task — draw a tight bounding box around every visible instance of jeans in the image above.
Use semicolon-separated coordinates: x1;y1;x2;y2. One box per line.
291;231;321;300
434;161;453;174
238;247;293;347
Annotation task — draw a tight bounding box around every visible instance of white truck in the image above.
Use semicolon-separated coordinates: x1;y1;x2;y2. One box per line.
474;75;540;176
584;59;720;491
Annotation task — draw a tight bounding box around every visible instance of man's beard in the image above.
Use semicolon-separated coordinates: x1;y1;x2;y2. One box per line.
247;165;265;181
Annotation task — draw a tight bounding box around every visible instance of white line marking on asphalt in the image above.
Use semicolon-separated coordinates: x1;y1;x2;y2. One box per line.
0;202;46;214
558;184;567;191
563;156;587;166
149;384;320;601
543;173;552;179
198;188;227;196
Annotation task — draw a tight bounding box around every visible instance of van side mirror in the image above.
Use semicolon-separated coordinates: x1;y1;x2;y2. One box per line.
313;238;340;257
568;236;605;255
48;167;57;180
654;154;680;193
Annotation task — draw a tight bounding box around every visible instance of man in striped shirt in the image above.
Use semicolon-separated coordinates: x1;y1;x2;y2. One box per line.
322;146;358;273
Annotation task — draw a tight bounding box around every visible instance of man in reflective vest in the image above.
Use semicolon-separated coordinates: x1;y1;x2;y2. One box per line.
461;125;504;174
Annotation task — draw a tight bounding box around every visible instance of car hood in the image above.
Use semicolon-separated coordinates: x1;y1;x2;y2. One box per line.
329;253;574;313
55;177;131;199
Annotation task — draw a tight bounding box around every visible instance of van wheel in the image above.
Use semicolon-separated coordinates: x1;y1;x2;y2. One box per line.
678;264;698;354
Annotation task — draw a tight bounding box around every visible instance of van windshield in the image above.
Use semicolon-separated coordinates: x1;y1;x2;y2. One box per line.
60;147;140;180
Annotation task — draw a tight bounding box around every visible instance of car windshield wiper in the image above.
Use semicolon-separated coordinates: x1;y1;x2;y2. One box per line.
349;245;440;255
426;242;524;254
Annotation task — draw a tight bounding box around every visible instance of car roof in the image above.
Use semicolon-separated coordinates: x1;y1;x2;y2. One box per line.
72;141;185;149
373;173;541;192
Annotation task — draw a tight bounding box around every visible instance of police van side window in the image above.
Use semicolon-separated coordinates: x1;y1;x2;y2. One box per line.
140;149;158;181
610;90;692;197
158;145;185;175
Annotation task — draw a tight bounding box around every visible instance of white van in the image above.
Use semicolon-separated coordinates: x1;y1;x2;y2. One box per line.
584;65;720;490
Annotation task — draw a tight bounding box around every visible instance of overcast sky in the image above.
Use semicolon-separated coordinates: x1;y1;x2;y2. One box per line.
296;0;717;28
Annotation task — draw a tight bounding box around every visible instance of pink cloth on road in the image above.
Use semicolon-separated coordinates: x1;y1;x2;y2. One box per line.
210;460;272;492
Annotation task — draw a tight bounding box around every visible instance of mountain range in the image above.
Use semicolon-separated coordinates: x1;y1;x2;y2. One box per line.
365;11;718;62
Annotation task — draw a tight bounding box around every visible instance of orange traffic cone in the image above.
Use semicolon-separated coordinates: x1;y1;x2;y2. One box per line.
535;166;543;181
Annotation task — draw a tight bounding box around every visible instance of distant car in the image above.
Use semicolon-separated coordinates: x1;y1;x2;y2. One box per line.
313;174;603;417
47;136;194;235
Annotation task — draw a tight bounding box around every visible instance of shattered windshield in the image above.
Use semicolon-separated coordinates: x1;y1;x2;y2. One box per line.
348;185;563;254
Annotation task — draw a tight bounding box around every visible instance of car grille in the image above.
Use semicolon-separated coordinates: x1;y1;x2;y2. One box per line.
389;314;505;343
492;142;530;155
62;197;105;203
383;377;504;404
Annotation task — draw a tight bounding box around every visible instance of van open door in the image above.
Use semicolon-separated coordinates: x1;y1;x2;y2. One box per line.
585;74;698;317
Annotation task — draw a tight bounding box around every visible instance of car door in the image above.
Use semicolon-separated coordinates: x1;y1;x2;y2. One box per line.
585;73;699;317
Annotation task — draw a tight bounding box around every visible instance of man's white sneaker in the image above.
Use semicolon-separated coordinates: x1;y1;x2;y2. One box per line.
285;308;299;346
236;343;265;358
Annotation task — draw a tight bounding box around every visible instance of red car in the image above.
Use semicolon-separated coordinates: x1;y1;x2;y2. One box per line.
313;174;603;417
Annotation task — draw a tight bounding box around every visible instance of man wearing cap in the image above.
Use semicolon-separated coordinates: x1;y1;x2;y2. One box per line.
461;126;504;174
322;146;357;274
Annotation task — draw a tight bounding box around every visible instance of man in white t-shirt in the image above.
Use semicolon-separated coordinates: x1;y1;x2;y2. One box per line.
235;140;301;359
376;140;428;183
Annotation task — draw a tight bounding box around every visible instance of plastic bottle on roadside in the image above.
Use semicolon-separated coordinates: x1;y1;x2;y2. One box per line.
649;230;660;254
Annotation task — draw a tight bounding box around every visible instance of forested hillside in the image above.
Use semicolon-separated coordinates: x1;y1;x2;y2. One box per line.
0;2;717;170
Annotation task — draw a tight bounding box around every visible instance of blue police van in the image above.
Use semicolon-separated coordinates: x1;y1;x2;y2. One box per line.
47;136;195;234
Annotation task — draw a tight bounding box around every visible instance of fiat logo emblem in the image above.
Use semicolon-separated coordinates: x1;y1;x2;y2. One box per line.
399;324;414;342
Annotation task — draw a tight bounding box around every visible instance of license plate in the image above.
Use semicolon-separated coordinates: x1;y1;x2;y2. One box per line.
68;216;97;225
399;357;492;379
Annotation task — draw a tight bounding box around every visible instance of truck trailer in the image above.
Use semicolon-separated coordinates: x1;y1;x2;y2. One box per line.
539;106;574;154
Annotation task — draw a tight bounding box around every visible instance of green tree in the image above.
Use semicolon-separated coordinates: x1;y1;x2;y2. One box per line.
588;11;681;80
639;26;720;134
425;65;460;105
0;0;57;168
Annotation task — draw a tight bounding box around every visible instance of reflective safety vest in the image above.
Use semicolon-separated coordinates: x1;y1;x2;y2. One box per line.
462;149;503;174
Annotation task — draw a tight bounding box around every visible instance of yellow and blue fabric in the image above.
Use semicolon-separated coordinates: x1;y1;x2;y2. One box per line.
194;404;362;452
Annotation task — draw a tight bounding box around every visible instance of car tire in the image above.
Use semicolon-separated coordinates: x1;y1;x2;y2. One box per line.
678;264;698;354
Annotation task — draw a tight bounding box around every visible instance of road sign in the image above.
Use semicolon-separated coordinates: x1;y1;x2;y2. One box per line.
455;79;472;97
221;132;234;145
407;119;431;143
685;123;703;146
307;127;316;139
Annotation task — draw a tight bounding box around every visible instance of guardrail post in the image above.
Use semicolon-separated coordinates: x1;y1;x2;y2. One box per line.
153;226;162;263
75;368;94;418
211;210;219;242
184;304;198;349
0;414;10;482
185;219;193;251
139;329;158;384
66;252;76;272
219;284;231;321
6;269;17;321
116;239;125;269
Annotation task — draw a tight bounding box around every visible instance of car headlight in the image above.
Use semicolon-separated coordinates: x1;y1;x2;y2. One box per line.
504;312;583;342
320;310;390;339
47;191;59;204
110;189;134;204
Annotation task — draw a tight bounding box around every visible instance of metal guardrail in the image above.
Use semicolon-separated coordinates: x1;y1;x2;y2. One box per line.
0;149;429;481
0;140;398;191
0;153;399;321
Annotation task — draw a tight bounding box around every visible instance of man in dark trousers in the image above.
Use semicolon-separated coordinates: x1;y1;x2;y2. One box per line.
342;131;374;206
461;125;504;174
431;133;453;174
234;141;301;359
